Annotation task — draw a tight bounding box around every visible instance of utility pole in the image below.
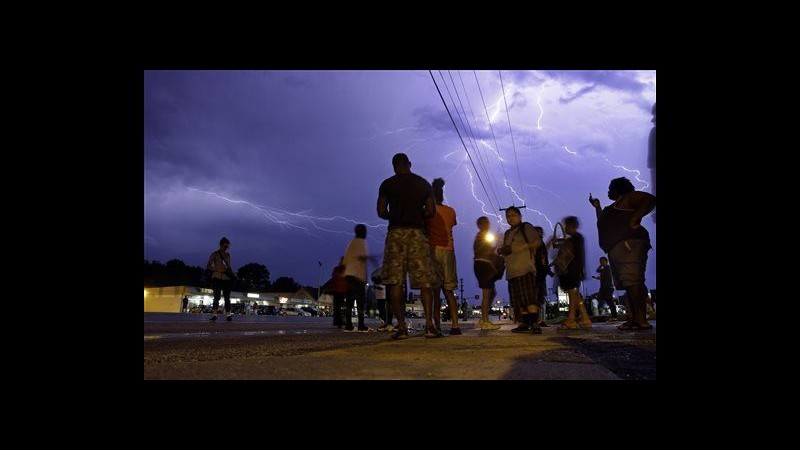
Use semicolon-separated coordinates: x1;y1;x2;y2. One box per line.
316;261;323;302
460;278;467;321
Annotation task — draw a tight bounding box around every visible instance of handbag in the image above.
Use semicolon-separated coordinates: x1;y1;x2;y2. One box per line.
553;240;574;276
551;222;567;249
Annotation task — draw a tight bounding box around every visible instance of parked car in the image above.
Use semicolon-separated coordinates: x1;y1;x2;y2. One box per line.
301;307;319;316
258;305;279;315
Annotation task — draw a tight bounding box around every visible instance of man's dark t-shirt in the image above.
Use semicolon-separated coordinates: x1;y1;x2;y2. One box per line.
597;265;613;290
379;173;433;229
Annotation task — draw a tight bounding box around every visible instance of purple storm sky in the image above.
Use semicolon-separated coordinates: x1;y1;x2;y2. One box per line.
144;70;657;301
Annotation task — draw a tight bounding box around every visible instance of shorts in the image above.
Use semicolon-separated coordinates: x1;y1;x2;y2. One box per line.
474;259;501;289
507;272;538;309
380;227;435;289
608;239;650;289
432;248;458;291
558;273;581;291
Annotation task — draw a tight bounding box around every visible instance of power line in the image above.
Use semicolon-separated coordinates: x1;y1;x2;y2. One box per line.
499;71;525;201
436;71;489;191
444;70;503;211
429;70;497;213
473;70;513;205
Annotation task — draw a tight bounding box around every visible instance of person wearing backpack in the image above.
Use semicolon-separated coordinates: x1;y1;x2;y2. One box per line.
498;207;544;334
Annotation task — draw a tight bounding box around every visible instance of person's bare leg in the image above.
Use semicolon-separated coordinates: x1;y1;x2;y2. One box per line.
433;289;442;331
623;289;636;324
481;288;493;322
563;289;579;328
573;291;592;328
627;283;651;327
445;289;460;329
389;285;406;330
421;287;434;332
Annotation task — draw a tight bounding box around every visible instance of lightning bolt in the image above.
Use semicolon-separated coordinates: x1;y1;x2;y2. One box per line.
465;167;504;227
397;138;426;153
488;92;505;124
188;188;387;240
606;160;650;190
363;127;419;141
503;179;554;230
536;86;545;130
443;149;460;160
558;142;649;191
524;183;565;202
478;139;504;162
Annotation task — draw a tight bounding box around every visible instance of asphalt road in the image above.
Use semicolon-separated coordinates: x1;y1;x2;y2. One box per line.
144;313;656;380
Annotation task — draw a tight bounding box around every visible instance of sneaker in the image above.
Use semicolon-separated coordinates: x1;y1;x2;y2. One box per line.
511;324;531;333
209;315;217;322
480;321;501;331
357;326;372;332
449;327;462;336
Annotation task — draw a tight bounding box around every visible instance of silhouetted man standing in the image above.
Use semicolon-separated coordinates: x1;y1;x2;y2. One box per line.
206;237;234;322
377;153;436;340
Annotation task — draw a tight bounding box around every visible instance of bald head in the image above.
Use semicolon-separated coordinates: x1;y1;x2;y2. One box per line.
392;153;411;174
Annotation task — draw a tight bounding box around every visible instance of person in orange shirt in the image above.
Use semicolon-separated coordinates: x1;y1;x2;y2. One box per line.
424;178;461;337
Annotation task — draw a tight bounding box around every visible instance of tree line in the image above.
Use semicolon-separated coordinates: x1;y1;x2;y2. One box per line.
144;259;314;294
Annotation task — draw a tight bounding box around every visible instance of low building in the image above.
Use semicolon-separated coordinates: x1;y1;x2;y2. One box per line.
144;286;318;313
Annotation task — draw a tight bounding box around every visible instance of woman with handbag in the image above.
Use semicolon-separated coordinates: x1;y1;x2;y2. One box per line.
552;217;591;330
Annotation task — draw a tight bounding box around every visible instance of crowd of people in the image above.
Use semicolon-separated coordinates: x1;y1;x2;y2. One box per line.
202;102;657;336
